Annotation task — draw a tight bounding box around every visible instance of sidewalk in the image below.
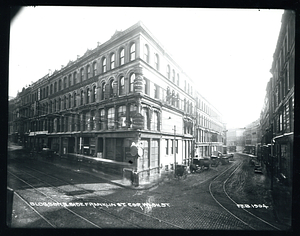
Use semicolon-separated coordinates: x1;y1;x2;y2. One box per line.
239;152;292;227
36;153;167;190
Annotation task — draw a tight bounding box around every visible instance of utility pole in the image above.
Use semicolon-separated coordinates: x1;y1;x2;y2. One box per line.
173;125;176;168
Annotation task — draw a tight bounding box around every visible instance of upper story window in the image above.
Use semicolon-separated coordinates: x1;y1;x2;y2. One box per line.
50;84;53;94
177;74;179;86
130;43;136;61
109;79;114;97
107;107;115;129
102;57;107;73
110;53;115;70
119;76;125;95
129;73;135;93
59;80;62;91
46;86;48;97
63;96;66;109
118;105;126;128
119;48;125;66
86;88;90;104
81;90;84;105
144;44;149;63
80;68;84;82
54;82;57;93
58;98;61;110
101;82;105;100
167;65;170;79
155;53;159;70
69;94;71;108
73;92;77;107
68;75;72;87
64;77;67;89
93;62;97;76
73;72;77;85
87;65;91;79
92;86;96;102
172;69;175;83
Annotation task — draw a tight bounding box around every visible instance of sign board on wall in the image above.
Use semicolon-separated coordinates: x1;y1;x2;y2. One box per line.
131;113;144;129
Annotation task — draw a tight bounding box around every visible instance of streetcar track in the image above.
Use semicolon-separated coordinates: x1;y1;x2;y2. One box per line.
8;162;183;229
8;170;102;228
209;156;281;230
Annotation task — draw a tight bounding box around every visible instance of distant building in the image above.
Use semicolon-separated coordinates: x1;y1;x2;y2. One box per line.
9;21;225;185
227;128;246;152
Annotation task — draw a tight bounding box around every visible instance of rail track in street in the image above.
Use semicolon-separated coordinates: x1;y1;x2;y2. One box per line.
208;155;282;230
8;160;183;229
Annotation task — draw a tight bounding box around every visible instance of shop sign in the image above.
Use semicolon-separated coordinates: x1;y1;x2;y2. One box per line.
131;113;144;129
29;131;48;136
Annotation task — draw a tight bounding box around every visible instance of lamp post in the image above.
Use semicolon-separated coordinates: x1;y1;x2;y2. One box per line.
173;125;176;169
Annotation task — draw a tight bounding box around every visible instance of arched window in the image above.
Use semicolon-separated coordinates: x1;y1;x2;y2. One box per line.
119;48;125;65
167;65;170;79
107;107;115;129
92;86;96;102
130;43;136;61
68;75;72;87
86;88;90;104
46;86;49;97
69;94;71;108
54;99;56;111
73;72;77;84
155;53;159;70
54;82;57;93
109;79;114;97
119;76;125;95
129;73;135;93
100;109;105;130
59;80;62;91
80;68;84;82
101;82;105;100
63;96;66;109
102;57;107;73
172;70;175;83
64;77;67;88
58;98;61;110
73;92;77;107
93;62;97;76
144;44;149;63
50;84;53;94
118;106;126;128
87;65;91;79
110;53;115;70
43;88;45;99
49;101;52;113
81;90;84;105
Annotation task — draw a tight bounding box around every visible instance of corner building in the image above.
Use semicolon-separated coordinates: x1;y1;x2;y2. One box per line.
12;21;225;184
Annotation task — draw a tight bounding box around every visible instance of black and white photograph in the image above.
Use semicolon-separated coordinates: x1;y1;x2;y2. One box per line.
7;6;294;230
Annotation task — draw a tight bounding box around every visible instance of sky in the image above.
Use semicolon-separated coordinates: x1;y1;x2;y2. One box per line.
9;7;284;129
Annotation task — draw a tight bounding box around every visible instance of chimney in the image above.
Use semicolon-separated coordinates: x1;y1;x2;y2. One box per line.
97;42;101;47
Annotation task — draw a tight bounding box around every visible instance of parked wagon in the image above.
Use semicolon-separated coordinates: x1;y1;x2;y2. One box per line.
174;164;188;179
190;157;210;173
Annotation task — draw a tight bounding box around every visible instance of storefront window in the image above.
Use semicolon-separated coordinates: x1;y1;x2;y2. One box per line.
118;106;126;128
100;109;105;130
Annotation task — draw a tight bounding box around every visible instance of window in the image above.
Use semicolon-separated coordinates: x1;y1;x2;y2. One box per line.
154;84;159;99
130;43;135;61
46;86;49;97
80;68;84;82
155;54;159;70
167;65;170;79
73;72;77;85
144;44;149;63
101;82;105;100
151;111;159;131
64;77;67;89
86;88;90;104
109;79;114;97
68;75;72;87
91;110;96;130
69;94;71;108
50;84;53;94
119;48;125;65
129;73;135;93
59;80;62;91
142;107;149;130
172;70;175;83
102;58;107;73
119;76;125;95
87;65;91;79
144;78;149;95
150;140;159;168
177;73;179;86
58;98;61;110
92;86;96;102
110;53;115;70
107;107;115;129
118;106;126;128
129;104;137;128
49;101;52;113
81;90;84;105
100;109;105;130
73;92;77;107
63;96;66;109
93;62;97;76
165;139;169;155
